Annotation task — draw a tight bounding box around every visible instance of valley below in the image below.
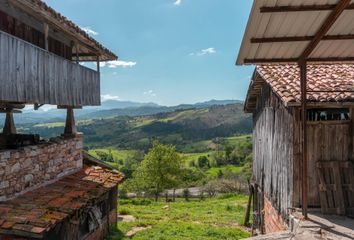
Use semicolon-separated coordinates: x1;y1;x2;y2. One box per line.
15;100;253;239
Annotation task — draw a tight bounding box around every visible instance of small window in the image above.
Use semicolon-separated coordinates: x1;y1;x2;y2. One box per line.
307;108;350;121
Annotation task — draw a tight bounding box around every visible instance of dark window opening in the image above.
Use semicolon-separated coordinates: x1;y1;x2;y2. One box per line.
307;108;350;121
79;215;90;238
100;201;108;218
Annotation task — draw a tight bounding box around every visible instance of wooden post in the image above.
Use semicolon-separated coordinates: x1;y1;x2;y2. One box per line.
43;23;49;51
3;110;16;135
64;107;77;135
96;55;100;73
299;62;308;219
244;180;253;227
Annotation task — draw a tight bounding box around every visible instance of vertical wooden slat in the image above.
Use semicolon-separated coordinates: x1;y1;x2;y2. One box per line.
0;30;100;106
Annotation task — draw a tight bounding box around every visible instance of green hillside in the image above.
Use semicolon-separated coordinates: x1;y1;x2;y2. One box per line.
20;103;251;152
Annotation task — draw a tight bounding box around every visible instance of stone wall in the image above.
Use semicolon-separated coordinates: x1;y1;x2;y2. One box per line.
0;134;83;201
264;197;287;233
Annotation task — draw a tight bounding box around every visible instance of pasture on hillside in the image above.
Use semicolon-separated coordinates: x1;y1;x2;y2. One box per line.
109;195;251;240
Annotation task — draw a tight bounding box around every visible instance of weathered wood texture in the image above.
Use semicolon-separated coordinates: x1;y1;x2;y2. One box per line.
252;84;294;218
0;9;72;60
293;113;353;207
0;30;100;106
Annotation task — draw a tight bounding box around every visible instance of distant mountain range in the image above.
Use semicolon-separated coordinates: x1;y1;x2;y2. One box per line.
11;99;244;124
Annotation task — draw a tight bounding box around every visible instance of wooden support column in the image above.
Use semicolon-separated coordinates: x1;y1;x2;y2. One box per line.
299;62;308;219
43;23;49;51
3;109;16;135
96;55;100;73
64;107;77;136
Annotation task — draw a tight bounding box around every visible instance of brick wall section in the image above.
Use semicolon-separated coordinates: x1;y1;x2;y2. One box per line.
264;197;287;233
0;134;83;201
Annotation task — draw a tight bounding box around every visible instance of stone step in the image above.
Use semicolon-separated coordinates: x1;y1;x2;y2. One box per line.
245;231;293;240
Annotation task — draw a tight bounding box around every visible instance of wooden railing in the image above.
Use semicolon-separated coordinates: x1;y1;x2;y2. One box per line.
0;30;100;106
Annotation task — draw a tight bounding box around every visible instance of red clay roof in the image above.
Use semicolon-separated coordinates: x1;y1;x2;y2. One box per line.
0;166;123;238
245;64;354;112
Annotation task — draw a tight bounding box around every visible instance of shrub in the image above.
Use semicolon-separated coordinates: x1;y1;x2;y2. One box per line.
183;188;190;201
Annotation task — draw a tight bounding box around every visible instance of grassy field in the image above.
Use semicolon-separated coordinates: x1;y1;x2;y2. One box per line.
88;149;140;161
205;165;243;178
108;195;250;240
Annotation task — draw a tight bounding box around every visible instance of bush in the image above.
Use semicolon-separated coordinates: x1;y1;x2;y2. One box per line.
183;188;190;201
197;156;210;169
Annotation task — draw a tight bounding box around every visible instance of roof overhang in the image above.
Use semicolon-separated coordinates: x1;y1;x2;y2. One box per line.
237;0;354;65
7;0;117;61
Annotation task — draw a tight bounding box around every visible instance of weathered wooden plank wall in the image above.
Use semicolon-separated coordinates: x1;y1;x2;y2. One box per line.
293;112;353;207
0;30;100;106
253;84;294;218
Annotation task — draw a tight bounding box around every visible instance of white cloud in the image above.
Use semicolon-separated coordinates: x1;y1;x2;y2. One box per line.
105;60;137;68
174;0;182;6
143;90;157;97
101;94;120;102
190;47;216;56
80;26;99;36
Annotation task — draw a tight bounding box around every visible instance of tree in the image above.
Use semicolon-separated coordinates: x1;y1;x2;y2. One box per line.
131;140;183;201
224;145;233;163
197;156;210;168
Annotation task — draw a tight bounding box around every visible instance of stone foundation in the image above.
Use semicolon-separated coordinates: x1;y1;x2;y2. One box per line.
264;197;287;233
0;134;83;201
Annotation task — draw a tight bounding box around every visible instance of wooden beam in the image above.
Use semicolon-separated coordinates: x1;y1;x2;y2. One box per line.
299;62;308;219
43;23;49;51
299;0;351;62
96;55;100;73
244;56;354;64
251;34;354;43
260;3;354;13
3;111;16;135
64;107;77;136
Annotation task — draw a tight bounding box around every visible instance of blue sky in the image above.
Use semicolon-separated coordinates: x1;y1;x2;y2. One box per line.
45;0;254;106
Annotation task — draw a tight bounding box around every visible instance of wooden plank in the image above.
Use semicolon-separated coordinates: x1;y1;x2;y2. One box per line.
316;165;328;214
333;163;346;215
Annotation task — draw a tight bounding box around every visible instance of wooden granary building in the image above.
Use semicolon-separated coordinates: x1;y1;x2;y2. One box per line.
0;0;123;239
244;64;354;233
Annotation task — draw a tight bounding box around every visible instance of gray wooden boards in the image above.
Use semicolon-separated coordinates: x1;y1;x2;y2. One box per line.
0;30;100;106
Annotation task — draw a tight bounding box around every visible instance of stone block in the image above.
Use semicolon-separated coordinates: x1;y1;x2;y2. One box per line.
11;163;20;173
0;181;9;189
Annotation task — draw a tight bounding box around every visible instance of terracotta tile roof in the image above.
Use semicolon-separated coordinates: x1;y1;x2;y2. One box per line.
14;0;117;61
0;166;123;238
244;64;354;112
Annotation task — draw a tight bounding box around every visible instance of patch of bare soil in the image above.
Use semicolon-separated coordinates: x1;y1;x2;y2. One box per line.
117;214;136;222
125;226;152;238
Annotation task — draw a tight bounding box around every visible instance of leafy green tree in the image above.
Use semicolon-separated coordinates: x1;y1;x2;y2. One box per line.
131;140;183;201
197;156;210;169
224;145;233;163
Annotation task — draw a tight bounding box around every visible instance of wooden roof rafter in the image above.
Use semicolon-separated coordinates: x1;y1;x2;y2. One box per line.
260;3;354;13
7;0;117;61
299;0;351;62
251;34;354;43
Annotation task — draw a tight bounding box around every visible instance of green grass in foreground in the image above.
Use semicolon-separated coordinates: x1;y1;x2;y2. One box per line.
108;195;250;240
